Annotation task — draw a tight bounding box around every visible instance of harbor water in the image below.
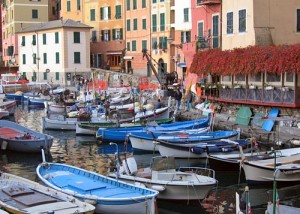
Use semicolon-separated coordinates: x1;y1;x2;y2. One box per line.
1;106;299;214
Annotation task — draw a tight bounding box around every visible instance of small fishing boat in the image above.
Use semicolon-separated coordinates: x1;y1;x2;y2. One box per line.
109;155;217;200
36;156;159;214
0;172;95;214
155;131;240;158
0;108;9;119
208;147;300;171
0;99;16;115
129;127;210;152
110;94;131;105
97;117;210;142
0;120;53;153
242;153;300;185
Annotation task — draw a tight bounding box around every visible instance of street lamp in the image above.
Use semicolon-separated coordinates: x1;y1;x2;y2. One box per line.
109;142;119;180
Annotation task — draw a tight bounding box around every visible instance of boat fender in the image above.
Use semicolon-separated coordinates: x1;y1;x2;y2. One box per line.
1;141;8;150
151;185;165;192
135;182;146;188
290;140;300;146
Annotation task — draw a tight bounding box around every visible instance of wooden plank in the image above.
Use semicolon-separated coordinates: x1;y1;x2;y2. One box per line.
13;192;57;206
2;185;34;197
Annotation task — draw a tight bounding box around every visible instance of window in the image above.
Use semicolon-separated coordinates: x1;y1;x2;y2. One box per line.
32;35;36;46
297;9;300;32
100;7;111;20
222;75;231;82
55;52;59;64
234;74;245;82
90;9;95;21
227;12;233;34
32;9;38;19
160;0;164;2
43;72;47;80
142;18;147;29
183;8;189;22
115;5;121;19
198;22;204;38
42;34;46;44
133;18;138;30
91;31;97;42
56;72;59;80
181;31;191;43
127;19;131;31
22;54;26;64
285;72;294;82
43;53;47;64
142;0;146;8
153;0;157;3
249;73;262;82
159;37;167;49
212;15;219;48
21;36;25;46
55;32;59;43
74;32;80;43
160;13;165;31
33;53;37;64
152;37;158;49
127;42;131;51
77;0;81;10
126;0;130;11
67;1;71;12
142;40;147;50
239;9;246;33
132;40;137;51
152;14;157;32
112;29;122;40
133;0;137;9
74;52;81;63
266;73;281;83
101;30;110;41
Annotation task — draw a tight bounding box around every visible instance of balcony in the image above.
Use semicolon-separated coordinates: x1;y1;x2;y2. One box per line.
197;0;221;6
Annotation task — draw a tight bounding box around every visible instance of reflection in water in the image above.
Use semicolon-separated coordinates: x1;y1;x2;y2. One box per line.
3;107;299;214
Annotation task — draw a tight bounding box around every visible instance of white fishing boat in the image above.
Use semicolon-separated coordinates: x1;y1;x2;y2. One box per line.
242;153;300;184
0;108;9;119
0;99;16;115
0;172;95;214
109;155;217;201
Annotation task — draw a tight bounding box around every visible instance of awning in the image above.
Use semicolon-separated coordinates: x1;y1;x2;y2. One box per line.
106;51;122;55
177;62;187;68
123;56;134;60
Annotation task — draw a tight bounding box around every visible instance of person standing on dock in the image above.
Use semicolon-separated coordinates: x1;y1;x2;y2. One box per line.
174;88;182;110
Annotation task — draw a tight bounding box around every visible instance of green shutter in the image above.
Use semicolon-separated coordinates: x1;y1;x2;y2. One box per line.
112;29;116;40
142;40;147;50
21;36;25;46
101;30;104;41
160;13;165;31
133;19;137;30
56;72;59;80
127;42;130;51
32;35;36;45
55;52;59;64
181;32;184;43
100;7;103;20
77;0;81;10
152;15;157;32
67;1;71;11
43;72;47;80
43;53;47;64
163;37;167;49
32;72;37;81
127;19;131;31
91;9;95;21
33;53;36;64
159;37;163;49
55;32;59;43
74;32;80;43
7;46;14;56
116;5;121;19
120;28;123;39
22;54;26;64
74;52;80;63
107;30;111;41
108;7;111;19
43;34;46;44
142;0;146;8
142;19;146;29
126;0;130;11
132;40;136;51
133;0;137;9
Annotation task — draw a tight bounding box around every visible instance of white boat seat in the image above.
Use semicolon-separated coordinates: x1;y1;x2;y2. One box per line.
123;157;138;175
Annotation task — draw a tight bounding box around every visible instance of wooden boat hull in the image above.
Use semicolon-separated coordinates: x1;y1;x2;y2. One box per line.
0;120;53;153
0;172;95;214
36;162;159;214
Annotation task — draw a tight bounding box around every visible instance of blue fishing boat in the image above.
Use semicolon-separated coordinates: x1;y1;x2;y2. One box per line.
156;131;240;158
96;117;210;142
36;158;159;214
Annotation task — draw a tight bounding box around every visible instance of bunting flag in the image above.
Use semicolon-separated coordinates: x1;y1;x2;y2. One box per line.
276;190;280;208
247;193;252;214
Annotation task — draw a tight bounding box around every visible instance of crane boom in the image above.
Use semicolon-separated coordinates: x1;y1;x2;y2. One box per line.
142;49;163;88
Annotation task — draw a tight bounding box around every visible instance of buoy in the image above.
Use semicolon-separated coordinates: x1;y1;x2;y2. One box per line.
291;140;300;146
1;141;8;150
151;185;165;192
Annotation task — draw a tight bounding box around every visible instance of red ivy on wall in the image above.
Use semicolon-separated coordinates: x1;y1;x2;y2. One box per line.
190;44;300;76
